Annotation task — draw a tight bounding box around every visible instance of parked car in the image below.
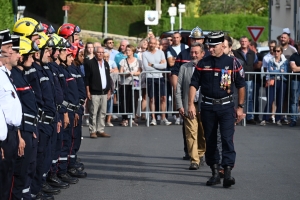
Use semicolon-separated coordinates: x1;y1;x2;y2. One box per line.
257;46;269;57
160;29;230;46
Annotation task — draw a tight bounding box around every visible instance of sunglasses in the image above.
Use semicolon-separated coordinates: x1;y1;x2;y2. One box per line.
107;41;114;44
275;50;281;52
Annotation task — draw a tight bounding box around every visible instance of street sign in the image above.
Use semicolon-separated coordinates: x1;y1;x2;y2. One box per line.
62;5;70;11
247;26;264;42
144;11;159;25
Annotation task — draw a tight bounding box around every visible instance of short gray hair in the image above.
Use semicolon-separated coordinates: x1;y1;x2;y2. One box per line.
94;46;104;54
191;42;204;52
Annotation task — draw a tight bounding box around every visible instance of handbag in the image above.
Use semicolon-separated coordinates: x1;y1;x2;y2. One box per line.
126;58;139;87
265;79;275;87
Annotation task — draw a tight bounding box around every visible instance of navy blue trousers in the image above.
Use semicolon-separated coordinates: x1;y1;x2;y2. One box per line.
58;112;74;174
72;113;83;164
12;130;37;200
201;106;236;168
0;128;19;200
31;123;53;195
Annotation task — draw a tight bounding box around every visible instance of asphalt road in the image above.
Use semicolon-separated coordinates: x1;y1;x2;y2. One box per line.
55;121;300;200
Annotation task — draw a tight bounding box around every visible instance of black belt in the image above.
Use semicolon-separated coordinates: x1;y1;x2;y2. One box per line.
23;113;38;127
40;115;54;124
7;124;18;131
79;99;85;105
202;95;233;105
62;101;79;112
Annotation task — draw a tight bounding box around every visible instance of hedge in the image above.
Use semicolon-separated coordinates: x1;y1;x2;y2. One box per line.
0;0;14;30
67;2;268;41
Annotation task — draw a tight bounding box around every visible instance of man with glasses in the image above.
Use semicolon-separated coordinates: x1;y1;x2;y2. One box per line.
188;31;245;188
103;38;119;61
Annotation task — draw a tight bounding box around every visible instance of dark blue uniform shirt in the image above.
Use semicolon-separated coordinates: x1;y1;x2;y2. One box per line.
69;64;86;115
190;54;245;100
27;62;56;117
11;67;38;133
57;64;79;110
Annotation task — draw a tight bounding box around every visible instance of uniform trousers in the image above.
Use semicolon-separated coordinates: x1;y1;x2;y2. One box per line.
12;130;37;200
73;112;83;163
89;95;107;134
58;112;74;174
31;123;53;195
42;123;56;183
201;105;236;168
183;103;206;164
69;112;79;168
23;131;38;200
0;127;19;200
50;114;64;175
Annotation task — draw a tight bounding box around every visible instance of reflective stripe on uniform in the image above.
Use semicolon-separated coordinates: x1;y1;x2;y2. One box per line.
59;74;64;77
52;159;58;163
22;187;30;193
24;68;36;75
59;157;68;161
16;86;32;91
40;77;49;83
43;66;49;70
69;155;76;158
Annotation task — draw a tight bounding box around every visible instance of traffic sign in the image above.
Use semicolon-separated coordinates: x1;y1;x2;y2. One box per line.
247;26;264;42
144;11;159;25
62;5;70;11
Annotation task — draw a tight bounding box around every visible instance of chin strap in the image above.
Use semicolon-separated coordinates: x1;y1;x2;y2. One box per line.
50;47;57;61
58;55;68;66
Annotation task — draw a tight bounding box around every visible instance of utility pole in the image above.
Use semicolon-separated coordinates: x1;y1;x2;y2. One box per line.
156;0;161;19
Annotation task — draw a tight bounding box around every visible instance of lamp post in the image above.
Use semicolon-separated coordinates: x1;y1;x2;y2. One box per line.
168;3;177;31
178;3;186;30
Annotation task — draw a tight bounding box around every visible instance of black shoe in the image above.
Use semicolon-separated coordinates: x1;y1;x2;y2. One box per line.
68;168;87;178
42;182;60;195
223;166;235;188
34;191;54;200
76;157;81;163
206;164;221;186
47;174;70;189
74;161;85;171
246;119;257;125
219;168;224;178
57;173;79;184
189;163;199;170
182;153;190;160
200;157;205;166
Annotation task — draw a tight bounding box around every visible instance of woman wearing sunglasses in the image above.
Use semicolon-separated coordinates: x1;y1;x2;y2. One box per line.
261;45;288;126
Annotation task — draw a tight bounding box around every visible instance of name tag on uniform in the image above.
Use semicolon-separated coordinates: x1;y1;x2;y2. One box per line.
214;72;218;76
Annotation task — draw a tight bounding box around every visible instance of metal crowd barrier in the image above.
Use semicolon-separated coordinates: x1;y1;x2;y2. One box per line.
243;71;300;125
137;71;178;127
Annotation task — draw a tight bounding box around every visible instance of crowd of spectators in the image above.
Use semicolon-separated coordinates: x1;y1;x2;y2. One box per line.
81;27;300;128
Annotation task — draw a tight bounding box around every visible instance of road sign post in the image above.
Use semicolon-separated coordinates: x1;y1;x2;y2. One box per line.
247;26;265;42
62;5;70;24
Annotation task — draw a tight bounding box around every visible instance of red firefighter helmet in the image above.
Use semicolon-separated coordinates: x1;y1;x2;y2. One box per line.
57;23;81;39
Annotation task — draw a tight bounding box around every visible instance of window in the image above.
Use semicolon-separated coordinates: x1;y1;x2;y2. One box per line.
275;0;280;8
286;0;291;9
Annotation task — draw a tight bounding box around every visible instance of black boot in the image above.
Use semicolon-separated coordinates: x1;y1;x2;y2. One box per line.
57;173;79;184
42;182;61;195
34;191;54;200
223;166;235;188
206;164;221;186
47;174;70;189
68;167;87;178
74;161;85;171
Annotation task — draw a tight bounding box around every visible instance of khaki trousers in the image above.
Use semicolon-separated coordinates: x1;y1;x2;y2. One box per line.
89;94;107;134
184;103;206;164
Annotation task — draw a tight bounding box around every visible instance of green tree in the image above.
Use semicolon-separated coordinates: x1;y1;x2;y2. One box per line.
0;0;14;30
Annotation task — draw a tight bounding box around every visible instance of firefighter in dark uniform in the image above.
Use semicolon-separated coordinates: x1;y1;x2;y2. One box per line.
46;34;71;189
0;29;22;200
56;45;83;183
188;31;246;188
67;42;87;176
10;36;40;200
172;26;208;161
24;32;58;199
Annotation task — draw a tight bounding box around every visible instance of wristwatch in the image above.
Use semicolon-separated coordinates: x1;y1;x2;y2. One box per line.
151;64;154;67
238;104;244;108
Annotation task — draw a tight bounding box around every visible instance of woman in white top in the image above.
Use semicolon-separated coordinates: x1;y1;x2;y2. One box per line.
119;45;142;126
